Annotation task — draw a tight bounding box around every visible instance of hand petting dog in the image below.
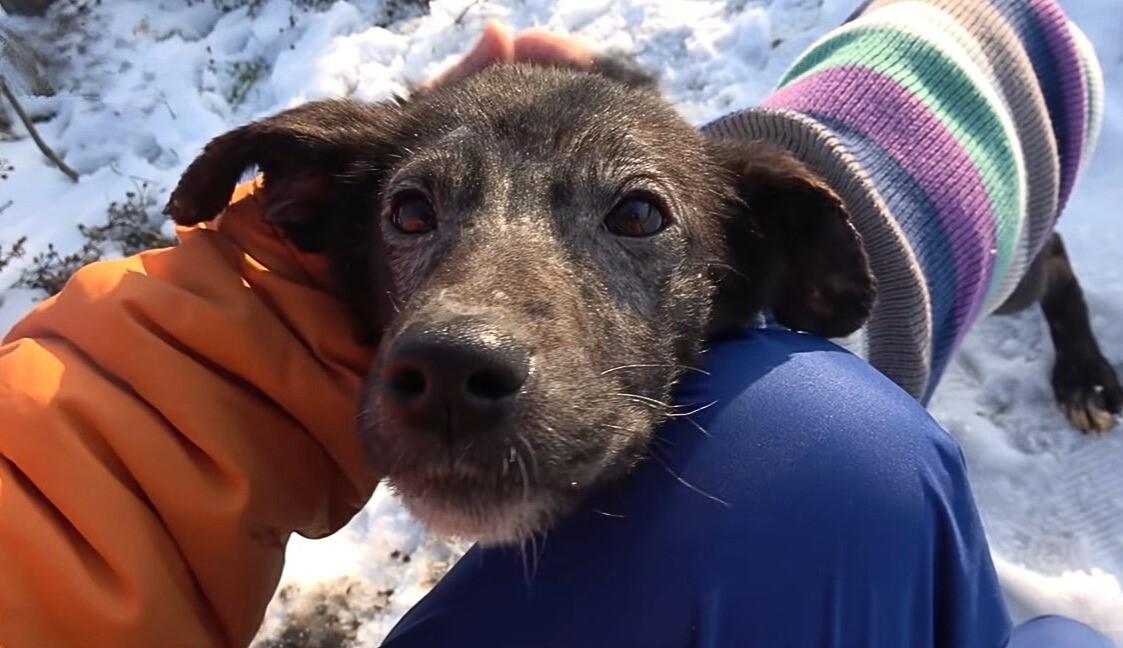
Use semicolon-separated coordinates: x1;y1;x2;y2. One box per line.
0;23;607;648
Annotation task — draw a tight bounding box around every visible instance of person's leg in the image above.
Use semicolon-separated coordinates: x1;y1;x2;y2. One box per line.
381;329;1099;647
1011;616;1115;648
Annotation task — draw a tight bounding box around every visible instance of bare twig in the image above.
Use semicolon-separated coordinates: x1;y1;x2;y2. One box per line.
0;75;79;182
454;0;483;26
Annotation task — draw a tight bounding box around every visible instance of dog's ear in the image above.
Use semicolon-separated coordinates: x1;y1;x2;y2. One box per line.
165;98;404;345
709;140;875;339
165;98;403;251
589;53;658;89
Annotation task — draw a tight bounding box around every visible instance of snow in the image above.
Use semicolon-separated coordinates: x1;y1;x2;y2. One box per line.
0;0;1120;644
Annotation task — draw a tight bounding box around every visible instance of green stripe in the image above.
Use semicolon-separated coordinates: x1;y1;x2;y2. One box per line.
779;24;1024;299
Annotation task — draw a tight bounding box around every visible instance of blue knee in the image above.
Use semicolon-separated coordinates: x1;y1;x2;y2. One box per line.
1010;615;1115;648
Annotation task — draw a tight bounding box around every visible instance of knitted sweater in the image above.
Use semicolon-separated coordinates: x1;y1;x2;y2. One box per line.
704;0;1104;402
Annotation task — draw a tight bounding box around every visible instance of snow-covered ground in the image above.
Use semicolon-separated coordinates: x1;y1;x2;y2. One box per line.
1;0;1120;644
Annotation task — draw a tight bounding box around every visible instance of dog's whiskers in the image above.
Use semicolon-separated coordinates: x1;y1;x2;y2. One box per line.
706;261;752;282
606;393;716;428
386;446;409;477
515;434;540;483
513;444;531;508
602;405;712;440
537;530;549;563
520;531;542;586
529;531;546;583
661;402;717;437
647;446;729;508
600;363;710;376
607;392;675;411
454;440;476;468
591;507;626;518
664;399;719;418
680;416;712;437
384;290;402;314
600;424;675;449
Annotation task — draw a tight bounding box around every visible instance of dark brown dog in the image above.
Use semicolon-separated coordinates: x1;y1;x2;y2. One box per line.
164;60;1118;543
164;61;874;542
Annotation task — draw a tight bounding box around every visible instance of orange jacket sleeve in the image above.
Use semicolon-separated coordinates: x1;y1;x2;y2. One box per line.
0;179;380;648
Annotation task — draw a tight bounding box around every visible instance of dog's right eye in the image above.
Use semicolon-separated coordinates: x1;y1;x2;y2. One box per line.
390;193;437;235
603;196;668;237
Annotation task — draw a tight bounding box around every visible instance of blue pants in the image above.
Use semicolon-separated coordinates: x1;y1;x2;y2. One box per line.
382;330;1114;647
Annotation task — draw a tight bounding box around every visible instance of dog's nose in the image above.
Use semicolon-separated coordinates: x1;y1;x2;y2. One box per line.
381;320;531;434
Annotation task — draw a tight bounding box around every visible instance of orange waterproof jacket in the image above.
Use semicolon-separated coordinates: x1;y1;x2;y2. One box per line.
0;179;381;648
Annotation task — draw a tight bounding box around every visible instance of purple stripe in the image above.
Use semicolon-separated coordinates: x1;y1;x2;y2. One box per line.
1025;0;1087;210
762;66;998;331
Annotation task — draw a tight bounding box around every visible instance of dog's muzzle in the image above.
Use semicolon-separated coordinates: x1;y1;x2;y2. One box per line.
378;317;532;439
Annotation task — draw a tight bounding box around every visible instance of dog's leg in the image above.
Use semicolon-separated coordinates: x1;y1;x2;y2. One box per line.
1036;233;1122;433
993;242;1048;315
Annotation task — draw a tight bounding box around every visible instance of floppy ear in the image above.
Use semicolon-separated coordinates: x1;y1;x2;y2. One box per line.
708;139;876;339
165;99;404;345
165;99;402;247
589;53;659;89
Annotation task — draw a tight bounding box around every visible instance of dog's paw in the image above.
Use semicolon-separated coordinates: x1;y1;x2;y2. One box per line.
1053;351;1123;434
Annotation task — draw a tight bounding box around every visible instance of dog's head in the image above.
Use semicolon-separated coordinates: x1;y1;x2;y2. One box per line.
166;60;874;543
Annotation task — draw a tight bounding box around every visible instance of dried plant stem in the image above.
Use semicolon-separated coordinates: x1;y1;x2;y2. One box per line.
0;74;78;182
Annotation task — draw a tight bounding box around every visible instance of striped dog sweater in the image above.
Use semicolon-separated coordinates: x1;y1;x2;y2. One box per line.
704;0;1104;402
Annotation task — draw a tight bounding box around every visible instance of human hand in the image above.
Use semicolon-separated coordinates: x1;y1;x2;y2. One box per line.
424;20;597;89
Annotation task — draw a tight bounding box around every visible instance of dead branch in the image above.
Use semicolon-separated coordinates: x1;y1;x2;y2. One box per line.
0;74;78;182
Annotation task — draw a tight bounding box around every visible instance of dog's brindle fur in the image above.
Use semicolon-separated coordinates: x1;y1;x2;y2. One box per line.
165;60;1119;544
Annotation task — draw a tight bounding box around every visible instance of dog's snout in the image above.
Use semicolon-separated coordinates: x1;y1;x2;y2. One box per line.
381;320;531;434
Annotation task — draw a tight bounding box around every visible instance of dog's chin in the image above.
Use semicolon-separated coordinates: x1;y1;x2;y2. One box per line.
391;480;561;546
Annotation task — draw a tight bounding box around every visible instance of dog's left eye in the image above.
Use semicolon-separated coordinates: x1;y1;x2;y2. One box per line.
390;193;437;235
604;197;668;237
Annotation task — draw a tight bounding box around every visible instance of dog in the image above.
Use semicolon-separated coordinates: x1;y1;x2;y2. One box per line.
163;18;1120;544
